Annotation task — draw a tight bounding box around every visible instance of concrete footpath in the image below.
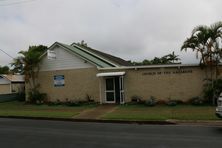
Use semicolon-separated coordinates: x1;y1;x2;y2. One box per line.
73;104;117;119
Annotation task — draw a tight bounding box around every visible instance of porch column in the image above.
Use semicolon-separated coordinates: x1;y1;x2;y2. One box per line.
99;78;102;104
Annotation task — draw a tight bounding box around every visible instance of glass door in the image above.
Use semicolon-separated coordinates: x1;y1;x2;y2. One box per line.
105;77;115;103
119;76;124;104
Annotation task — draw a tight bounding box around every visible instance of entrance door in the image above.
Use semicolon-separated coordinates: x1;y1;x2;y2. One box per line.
105;77;115;103
115;77;120;104
119;76;124;104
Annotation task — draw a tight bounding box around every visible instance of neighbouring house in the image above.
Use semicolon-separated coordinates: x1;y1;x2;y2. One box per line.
0;75;25;94
31;42;222;104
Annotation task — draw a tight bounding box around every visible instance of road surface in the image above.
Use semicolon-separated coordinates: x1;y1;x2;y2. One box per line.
0;118;221;148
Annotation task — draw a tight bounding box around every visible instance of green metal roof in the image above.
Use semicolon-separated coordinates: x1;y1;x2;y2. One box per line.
54;42;117;68
71;43;132;66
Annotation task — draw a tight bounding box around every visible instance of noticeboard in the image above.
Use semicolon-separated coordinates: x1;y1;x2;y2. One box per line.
54;75;65;87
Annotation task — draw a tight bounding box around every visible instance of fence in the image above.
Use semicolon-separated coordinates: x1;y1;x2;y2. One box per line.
0;93;18;103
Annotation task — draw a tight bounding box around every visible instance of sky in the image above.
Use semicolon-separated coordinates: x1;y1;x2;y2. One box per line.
0;0;222;66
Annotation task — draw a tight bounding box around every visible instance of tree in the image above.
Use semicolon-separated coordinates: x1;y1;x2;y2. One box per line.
181;26;209;65
142;59;151;65
131;51;181;65
151;57;164;64
165;51;181;64
181;22;222;77
77;40;88;47
181;21;222;104
0;65;9;74
11;45;47;102
11;57;24;74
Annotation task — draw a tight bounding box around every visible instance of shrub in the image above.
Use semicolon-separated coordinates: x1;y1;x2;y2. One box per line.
131;95;142;102
47;101;57;106
130;95;144;104
65;100;81;106
166;99;185;106
85;94;94;102
175;100;184;105
47;99;64;106
16;92;26;102
203;86;214;104
28;90;47;104
47;97;98;106
203;79;222;105
157;99;166;105
145;96;157;106
166;100;177;106
189;97;204;106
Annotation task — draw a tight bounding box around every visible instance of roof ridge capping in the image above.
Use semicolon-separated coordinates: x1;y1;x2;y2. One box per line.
70;42;133;67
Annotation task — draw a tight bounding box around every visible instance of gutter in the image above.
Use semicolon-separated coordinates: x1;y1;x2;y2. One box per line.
98;64;201;70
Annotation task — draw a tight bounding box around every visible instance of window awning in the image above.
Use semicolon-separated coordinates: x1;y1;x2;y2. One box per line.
96;72;125;77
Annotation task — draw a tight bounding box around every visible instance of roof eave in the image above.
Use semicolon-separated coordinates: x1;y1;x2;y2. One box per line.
98;63;202;70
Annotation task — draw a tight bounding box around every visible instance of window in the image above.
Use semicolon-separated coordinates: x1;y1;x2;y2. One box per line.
47;50;56;60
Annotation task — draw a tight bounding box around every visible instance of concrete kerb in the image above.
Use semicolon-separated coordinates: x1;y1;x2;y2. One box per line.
0;116;175;125
1;116;222;126
167;119;222;126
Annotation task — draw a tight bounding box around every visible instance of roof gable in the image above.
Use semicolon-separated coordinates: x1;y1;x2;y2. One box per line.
40;42;133;68
42;42;119;68
39;45;94;71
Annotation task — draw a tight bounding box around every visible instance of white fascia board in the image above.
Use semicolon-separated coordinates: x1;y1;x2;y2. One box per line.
96;72;125;77
97;64;200;70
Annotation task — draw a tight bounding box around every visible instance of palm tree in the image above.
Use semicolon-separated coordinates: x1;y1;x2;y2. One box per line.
181;25;210;65
151;57;163;64
162;51;181;64
207;22;222;78
181;21;222;104
181;22;222;79
11;45;47;100
167;51;181;63
11;57;24;74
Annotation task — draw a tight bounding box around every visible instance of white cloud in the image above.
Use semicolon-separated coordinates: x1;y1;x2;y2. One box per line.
0;0;222;65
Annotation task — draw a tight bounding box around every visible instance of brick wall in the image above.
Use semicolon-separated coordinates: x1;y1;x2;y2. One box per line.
37;67;100;102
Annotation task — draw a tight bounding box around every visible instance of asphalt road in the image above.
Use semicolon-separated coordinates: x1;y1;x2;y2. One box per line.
0;118;222;148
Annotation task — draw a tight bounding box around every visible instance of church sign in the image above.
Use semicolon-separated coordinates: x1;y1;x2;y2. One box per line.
142;69;193;76
54;75;65;87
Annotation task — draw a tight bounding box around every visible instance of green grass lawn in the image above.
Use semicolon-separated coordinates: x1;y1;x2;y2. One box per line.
102;104;220;121
0;101;220;121
0;101;96;118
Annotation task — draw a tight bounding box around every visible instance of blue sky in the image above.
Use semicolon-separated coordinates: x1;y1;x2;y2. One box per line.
1;0;222;65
